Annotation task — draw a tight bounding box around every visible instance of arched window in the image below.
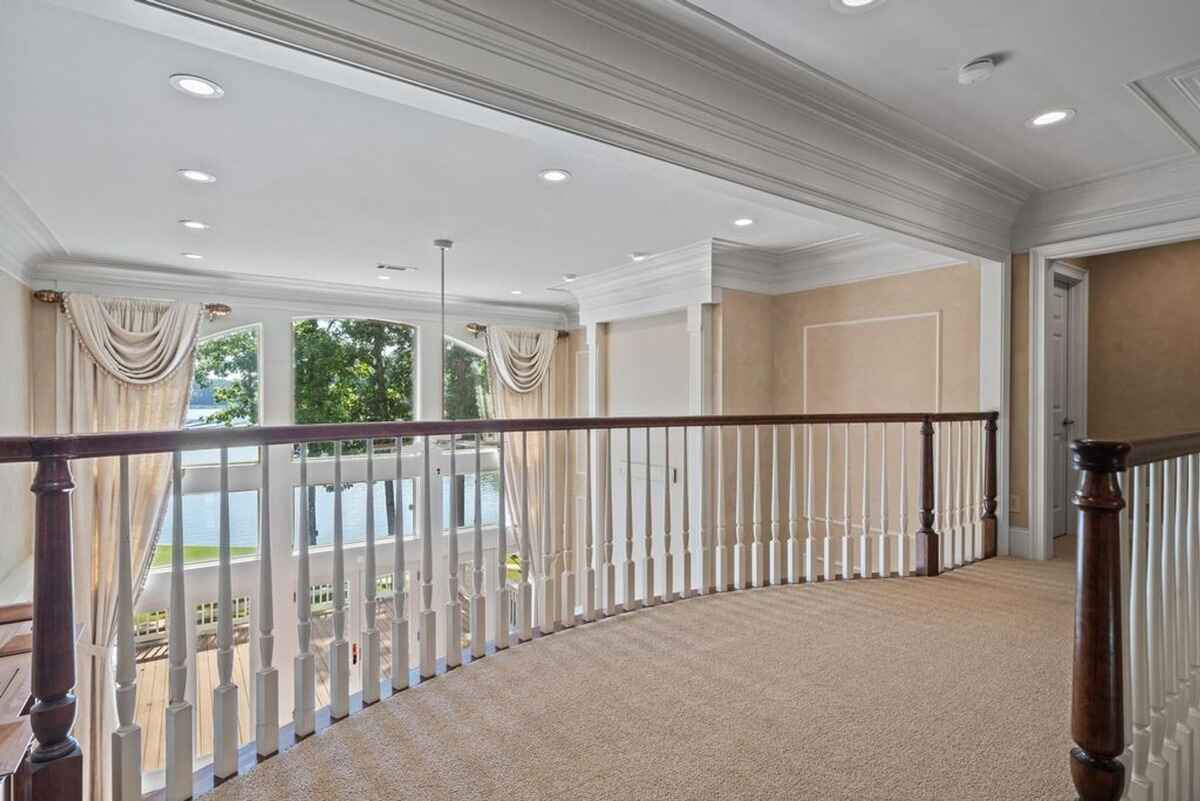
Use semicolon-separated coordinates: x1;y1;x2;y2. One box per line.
443;337;498;529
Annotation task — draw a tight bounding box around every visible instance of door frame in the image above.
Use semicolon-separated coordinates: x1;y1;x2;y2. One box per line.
1046;262;1088;549
1028;216;1200;560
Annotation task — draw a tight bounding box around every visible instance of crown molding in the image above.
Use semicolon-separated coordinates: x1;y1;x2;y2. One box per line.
130;0;1016;260
34;259;569;327
0;173;66;285
566;240;715;326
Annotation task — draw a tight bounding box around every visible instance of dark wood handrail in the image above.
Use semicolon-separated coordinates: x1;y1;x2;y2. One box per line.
1073;431;1200;469
0;411;998;464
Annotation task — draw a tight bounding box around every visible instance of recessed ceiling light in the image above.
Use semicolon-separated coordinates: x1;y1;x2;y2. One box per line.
733;217;755;227
511;289;523;295
831;0;885;13
377;274;391;280
177;168;216;184
169;74;224;99
179;219;210;230
539;169;571;183
181;252;203;260
561;273;578;282
629;252;648;262
1027;108;1076;128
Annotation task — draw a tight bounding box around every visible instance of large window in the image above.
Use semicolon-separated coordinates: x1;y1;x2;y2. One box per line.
184;325;260;465
443;338;490;420
156;491;259;567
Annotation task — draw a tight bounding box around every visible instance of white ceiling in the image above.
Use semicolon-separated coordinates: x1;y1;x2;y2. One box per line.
0;0;915;308
670;0;1200;191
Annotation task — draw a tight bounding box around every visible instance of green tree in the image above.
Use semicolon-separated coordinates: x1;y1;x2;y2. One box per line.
191;329;259;426
443;340;490;421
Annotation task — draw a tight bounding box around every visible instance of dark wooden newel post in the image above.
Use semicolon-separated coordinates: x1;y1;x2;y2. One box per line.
1069;440;1128;801
915;417;939;577
981;415;998;559
26;457;83;801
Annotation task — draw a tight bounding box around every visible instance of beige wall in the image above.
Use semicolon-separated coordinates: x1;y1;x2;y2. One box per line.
0;270;33;597
1009;253;1030;529
1086;240;1200;439
718;290;774;414
606;311;690;416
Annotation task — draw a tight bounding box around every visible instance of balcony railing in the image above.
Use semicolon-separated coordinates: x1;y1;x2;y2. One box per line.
0;411;998;801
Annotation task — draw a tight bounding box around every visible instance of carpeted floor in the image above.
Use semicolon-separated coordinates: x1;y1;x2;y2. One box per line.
206;557;1077;801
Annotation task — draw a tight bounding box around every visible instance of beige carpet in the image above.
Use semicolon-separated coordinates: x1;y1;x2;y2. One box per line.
206;558;1077;801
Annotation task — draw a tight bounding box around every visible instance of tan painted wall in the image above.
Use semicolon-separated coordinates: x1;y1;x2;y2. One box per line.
1010;253;1030;529
0;270;34;595
1086;240;1200;439
718;290;774;414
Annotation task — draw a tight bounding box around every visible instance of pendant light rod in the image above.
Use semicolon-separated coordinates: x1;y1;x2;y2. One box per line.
434;239;453;417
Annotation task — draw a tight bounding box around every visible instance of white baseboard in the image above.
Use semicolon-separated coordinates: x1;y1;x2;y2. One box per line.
1007;527;1032;560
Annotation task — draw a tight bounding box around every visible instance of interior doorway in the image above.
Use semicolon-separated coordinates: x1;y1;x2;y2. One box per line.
1044;261;1088;559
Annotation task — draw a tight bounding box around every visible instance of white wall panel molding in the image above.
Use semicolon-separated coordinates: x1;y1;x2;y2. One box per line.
131;0;1017;259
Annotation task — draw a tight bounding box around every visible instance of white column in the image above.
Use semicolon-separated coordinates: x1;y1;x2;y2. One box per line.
686;304;714;595
254;448;278;758
112;456;141;801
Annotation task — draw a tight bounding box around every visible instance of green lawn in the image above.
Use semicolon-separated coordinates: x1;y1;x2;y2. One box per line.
152;544;256;568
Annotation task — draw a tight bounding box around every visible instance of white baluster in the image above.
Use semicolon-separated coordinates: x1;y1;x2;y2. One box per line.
898;423;909;577
859;423;870;579
716;427;731;591
603;429;616;615
362;441;381;704
957;420;966;568
541;429;558;630
770;425;783;585
213;447;238;781
446;435;463;667
805;425;816;583
1163;459;1185;796
752;426;766;588
472;436;488;655
112;455;140;801
624;428;637;611
972;421;983;562
165;452;193;801
584;429;597;619
1189;454;1200;800
682;427;693;598
294;448;316;739
420;436;439;675
663;427;674;602
701;426;716;595
518;432;534;641
1173;457;1194;793
330;441;350;718
643;428;656;606
561;430;576;626
878;424;889;578
824;423;833;583
493;433;510;650
788;424;800;584
941;423;952;570
393;437;412;686
1148;461;1172;799
1129;465;1154;801
255;447;278;758
842;423;851;580
736;426;750;590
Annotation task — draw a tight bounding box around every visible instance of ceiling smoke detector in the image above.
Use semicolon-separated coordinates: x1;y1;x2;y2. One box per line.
958;56;997;86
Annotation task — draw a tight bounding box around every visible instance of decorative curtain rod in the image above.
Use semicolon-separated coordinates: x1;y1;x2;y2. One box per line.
32;289;232;321
465;322;569;339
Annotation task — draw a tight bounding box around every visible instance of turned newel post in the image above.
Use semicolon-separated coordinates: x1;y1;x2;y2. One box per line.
27;457;83;801
915;417;939;576
982;415;998;559
1070;440;1129;801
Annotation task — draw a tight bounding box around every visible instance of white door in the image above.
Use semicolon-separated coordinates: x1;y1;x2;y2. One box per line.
1049;280;1073;538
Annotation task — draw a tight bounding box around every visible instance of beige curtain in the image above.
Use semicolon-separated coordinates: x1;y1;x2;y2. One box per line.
57;294;204;801
485;327;569;582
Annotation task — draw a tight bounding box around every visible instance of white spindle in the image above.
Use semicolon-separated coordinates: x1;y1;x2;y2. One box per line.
859;424;870;579
112;456;140;801
1147;461;1171;796
842;423;851;580
663;427;674;602
541;429;558;631
420;436;438;675
898;423;909;577
472;436;487;656
682;427;693;598
736;426;750;590
362;441;381;704
643;428;656;606
701;426;715;595
494;433;510;650
584;429;597;619
330;442;350;718
255;447;278;757
1129;466;1153;801
941;423;952;570
165;452;192;801
805;425;816;583
878;424;889;578
1162;458;1184;790
294;448;315;739
624;428;637;611
1172;457;1195;789
604;429;616;615
717;427;730;591
393;437;412;687
561;430;576;627
770;425;782;585
1188;454;1200;801
446;435;463;667
518;432;533;641
752;426;765;588
957;420;966;568
824;424;833;583
788;424;800;584
213;447;238;780
972;421;983;562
